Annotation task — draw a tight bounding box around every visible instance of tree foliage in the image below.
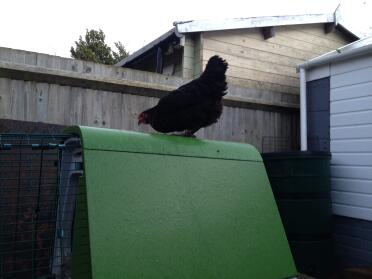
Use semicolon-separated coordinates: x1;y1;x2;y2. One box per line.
70;29;129;65
112;41;129;64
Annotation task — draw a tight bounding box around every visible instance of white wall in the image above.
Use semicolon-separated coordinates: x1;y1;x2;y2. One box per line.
329;54;372;221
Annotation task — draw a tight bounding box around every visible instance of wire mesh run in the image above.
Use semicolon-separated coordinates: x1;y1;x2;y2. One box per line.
0;134;82;279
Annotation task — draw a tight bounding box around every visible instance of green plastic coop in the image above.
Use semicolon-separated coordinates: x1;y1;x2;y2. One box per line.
67;126;297;279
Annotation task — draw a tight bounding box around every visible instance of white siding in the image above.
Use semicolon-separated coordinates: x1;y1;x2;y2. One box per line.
330;53;372;221
331;55;372;75
331;111;372;127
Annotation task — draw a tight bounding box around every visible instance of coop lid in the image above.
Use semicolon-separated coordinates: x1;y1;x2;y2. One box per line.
65;126;262;162
65;125;297;279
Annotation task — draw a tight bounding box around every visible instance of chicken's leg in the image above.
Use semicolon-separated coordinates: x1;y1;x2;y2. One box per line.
183;128;201;137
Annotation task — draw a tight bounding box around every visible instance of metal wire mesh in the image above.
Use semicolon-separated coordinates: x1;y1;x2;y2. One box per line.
0;134;81;279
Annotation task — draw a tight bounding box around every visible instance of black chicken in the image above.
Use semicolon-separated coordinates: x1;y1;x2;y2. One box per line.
138;55;228;136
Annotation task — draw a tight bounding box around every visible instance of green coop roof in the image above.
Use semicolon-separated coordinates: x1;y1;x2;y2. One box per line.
67;126;263;162
66;126;297;279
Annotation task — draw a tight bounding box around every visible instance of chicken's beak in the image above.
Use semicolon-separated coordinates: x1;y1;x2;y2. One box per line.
138;113;146;125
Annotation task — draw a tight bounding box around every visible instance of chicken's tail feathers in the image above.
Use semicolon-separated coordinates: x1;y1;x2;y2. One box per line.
203;55;228;78
201;55;228;94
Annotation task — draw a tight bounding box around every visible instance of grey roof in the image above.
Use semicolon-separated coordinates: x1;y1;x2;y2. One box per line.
115;29;178;67
117;11;359;67
298;35;372;70
175;13;335;33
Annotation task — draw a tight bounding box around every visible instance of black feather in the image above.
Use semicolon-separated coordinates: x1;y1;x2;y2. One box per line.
140;55;228;135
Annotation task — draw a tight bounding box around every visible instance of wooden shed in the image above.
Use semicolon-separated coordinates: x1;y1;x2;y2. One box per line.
116;12;357;98
298;36;372;268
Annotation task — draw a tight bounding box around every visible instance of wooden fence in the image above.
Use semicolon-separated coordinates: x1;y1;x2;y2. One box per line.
0;47;300;152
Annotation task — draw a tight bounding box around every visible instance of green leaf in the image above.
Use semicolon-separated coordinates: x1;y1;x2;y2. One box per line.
70;29;129;65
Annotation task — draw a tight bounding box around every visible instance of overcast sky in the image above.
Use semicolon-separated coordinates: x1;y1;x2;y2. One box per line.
1;0;371;58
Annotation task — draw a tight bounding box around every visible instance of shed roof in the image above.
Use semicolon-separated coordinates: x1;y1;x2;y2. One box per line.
116;29;178;67
298;35;372;70
116;11;359;67
175;13;335;33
